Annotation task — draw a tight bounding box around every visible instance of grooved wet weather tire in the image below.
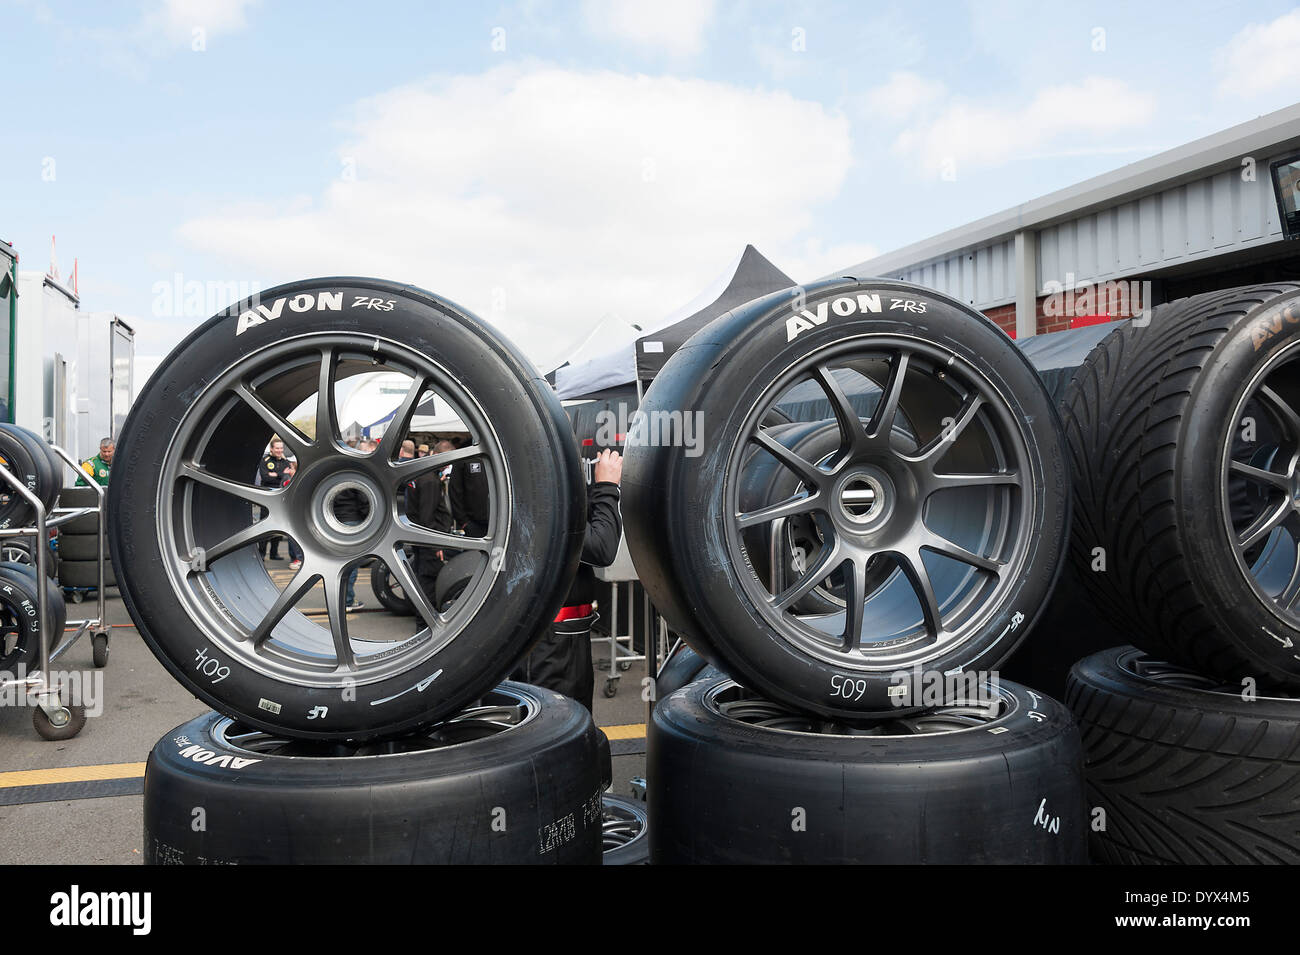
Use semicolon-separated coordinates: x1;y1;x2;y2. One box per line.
1063;284;1300;689
648;675;1087;864
1066;646;1300;864
624;278;1069;719
143;683;605;864
110;278;586;741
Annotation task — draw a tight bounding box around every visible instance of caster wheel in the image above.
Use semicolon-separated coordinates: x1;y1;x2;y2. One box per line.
619;661;631;671
92;632;110;668
604;679;619;699
34;703;87;741
68;590;85;604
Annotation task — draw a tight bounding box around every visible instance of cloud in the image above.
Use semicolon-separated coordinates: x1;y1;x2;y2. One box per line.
1215;9;1300;98
175;65;861;369
857;71;946;123
582;0;716;57
892;76;1157;177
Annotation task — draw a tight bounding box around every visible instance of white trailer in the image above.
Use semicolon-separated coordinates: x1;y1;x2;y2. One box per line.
12;271;135;465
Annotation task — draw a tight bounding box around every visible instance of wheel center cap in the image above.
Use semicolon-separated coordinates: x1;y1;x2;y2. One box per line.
308;471;384;547
837;468;893;528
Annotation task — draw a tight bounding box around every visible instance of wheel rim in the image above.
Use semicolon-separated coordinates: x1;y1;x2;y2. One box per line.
157;333;511;690
1118;648;1296;699
723;336;1033;672
212;685;538;756
1221;342;1300;627
705;679;1011;736
601;796;647;852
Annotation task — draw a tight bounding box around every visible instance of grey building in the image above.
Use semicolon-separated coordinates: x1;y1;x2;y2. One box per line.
835;102;1300;339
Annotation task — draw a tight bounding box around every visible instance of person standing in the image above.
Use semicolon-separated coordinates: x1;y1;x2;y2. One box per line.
256;439;291;561
448;444;491;538
511;448;622;712
78;438;114;486
405;439;455;601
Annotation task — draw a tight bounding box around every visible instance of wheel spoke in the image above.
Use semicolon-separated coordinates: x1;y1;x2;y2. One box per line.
813;365;868;456
385;375;429;461
922;531;1003;574
202;521;275;564
393;443;484;480
737;491;824;529
902;393;985;465
247;564;319;646
392;520;483;552
770;541;841;611
316;347;341;450
1238;499;1292;551
386;547;446;638
1257;385;1300;444
928;470;1021;492
752;429;827;487
1229;459;1291;491
322;568;356;671
180;463;282;506
232;383;311;459
866;351;909;440
894;548;942;636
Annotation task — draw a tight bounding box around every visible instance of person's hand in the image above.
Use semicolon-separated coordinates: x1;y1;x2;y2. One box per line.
593;448;623;486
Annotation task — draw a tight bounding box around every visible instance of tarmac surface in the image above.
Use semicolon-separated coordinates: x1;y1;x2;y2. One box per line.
0;561;651;864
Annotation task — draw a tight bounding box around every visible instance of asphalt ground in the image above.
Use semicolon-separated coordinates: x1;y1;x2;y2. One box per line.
0;558;651;865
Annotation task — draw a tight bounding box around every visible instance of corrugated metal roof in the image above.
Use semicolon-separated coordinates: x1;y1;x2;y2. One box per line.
834;102;1300;294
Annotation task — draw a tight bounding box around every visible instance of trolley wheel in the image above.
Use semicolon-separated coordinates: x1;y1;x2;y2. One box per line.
34;703;87;741
92;631;110;668
618;661;631;671
604;677;620;699
67;590;85;604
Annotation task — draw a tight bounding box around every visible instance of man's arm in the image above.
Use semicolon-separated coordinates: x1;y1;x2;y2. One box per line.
580;449;623;567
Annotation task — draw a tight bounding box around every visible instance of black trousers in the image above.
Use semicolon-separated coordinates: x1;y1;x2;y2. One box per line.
511;614;595;713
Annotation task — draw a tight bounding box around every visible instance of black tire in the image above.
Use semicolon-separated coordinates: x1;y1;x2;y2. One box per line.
650;675;1086;864
143;683;604;864
111;278;586;741
55;534;107;562
625;278;1070;719
1;561;67;651
57;558;114;589
33;703;86;740
654;642;727;699
0;566;43;672
602;793;649;865
1066;645;1300;864
0;425;51;530
58;486;102;535
1064;284;1300;689
369;559;414;616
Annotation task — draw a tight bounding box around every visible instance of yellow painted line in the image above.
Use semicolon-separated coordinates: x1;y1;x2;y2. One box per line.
0;761;146;789
601;723;646;740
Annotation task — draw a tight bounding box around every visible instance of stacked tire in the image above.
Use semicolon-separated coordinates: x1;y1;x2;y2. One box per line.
625;277;1087;863
116;279;606;864
56;485;114;593
1054;283;1300;864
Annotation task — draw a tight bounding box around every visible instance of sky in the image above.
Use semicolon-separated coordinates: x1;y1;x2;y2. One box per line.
3;0;1299;381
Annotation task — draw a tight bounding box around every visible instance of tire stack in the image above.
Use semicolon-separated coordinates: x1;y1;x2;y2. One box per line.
625;278;1088;864
114;279;606;864
56;485;114;594
1051;284;1300;864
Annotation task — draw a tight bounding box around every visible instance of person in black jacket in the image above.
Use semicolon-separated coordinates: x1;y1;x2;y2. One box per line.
405;440;456;599
511;448;622;712
448;450;491;538
256;439;292;561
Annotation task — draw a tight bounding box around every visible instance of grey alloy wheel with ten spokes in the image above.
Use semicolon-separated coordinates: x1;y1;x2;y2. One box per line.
624;278;1069;719
111;278;586;741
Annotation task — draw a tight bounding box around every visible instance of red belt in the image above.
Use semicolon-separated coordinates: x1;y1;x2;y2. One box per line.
554;603;594;622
